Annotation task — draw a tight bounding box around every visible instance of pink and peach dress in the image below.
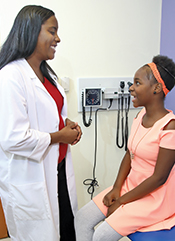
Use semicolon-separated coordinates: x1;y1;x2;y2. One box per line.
93;108;175;236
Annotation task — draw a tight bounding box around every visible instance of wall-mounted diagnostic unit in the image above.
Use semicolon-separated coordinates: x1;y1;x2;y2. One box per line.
78;77;134;112
79;77;134;197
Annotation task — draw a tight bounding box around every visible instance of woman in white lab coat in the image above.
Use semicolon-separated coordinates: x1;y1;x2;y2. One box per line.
0;5;82;241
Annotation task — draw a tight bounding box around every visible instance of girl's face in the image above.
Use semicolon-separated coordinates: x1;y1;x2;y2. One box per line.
129;66;156;108
34;15;60;62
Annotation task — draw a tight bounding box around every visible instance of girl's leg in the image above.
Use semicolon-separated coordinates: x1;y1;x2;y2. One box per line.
93;221;123;241
75;200;105;241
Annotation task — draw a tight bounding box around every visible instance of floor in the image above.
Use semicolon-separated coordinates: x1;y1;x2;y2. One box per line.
121;237;131;241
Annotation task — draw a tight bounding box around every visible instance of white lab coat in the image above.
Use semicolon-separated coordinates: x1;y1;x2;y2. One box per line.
0;59;78;241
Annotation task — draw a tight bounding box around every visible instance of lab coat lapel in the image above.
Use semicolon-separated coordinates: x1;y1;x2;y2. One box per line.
22;59;53;96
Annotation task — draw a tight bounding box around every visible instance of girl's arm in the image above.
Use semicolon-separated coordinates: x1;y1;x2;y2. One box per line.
107;120;175;217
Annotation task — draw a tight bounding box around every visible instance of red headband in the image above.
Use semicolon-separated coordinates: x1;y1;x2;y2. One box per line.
147;62;169;96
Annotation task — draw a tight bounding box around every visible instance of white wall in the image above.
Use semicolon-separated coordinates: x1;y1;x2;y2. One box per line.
0;0;162;208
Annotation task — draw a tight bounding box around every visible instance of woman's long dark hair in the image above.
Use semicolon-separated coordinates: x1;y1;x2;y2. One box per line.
0;5;57;85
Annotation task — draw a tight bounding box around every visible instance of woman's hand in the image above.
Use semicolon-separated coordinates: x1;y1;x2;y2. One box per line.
50;119;81;145
103;187;120;207
50;119;82;145
65;118;82;145
58;123;79;144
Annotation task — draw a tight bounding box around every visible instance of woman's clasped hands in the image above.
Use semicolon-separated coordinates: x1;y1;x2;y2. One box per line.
50;118;82;145
65;118;82;145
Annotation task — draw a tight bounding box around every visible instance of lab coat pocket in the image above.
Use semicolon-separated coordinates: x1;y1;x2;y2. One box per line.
11;182;50;220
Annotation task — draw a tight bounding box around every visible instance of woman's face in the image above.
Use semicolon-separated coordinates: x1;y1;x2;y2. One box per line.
34;15;60;61
129;66;156;108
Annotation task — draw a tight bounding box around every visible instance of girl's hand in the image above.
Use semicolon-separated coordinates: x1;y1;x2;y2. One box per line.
103;187;120;207
106;199;121;218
